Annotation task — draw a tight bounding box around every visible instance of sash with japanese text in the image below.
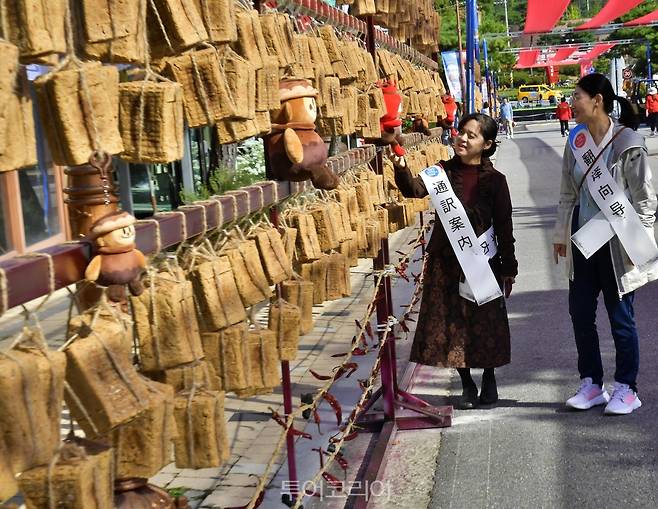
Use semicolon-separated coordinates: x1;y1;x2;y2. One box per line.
569;124;658;268
420;165;502;305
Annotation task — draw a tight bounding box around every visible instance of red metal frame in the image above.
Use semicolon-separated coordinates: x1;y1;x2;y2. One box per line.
344;17;452;509
0;146;376;311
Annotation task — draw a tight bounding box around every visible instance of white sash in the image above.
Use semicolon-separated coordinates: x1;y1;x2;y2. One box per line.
568;124;658;269
420;165;502;305
458;226;498;302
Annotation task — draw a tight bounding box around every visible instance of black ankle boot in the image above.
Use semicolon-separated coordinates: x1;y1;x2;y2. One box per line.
457;368;479;409
480;369;498;405
461;383;479;409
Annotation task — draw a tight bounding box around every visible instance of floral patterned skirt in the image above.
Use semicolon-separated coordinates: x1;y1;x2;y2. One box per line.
409;248;511;369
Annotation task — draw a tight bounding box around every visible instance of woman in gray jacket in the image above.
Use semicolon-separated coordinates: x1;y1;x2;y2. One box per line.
553;73;658;415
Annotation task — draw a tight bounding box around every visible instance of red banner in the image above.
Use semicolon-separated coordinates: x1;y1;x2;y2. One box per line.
624;9;658;26
550;43;617;66
577;0;644;29
515;49;540;69
580;43;617;61
549;47;577;63
523;0;571;33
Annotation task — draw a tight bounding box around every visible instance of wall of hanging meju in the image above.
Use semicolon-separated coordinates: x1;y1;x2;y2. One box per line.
0;0;449;507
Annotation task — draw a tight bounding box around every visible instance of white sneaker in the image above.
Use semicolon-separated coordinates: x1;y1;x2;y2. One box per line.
604;382;642;415
566;377;610;410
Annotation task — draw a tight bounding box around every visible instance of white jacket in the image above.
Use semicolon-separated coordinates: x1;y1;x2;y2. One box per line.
553;122;658;296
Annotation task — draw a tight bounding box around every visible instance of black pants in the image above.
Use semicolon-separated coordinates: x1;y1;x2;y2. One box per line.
648;112;658;132
569;211;639;391
559;120;569;136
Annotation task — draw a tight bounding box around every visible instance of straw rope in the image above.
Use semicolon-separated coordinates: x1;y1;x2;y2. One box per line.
148;0;175;53
245;219;431;508
185;382;198;463
46;442;89;509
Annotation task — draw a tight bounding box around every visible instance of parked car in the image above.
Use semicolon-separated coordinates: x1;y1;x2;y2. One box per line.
517;84;562;104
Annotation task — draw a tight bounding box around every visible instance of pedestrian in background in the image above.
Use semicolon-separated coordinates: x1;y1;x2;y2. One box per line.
645;86;658;136
500;97;514;139
440;92;457;145
553;73;656;415
556;97;572;137
481;101;490;116
391;113;517;409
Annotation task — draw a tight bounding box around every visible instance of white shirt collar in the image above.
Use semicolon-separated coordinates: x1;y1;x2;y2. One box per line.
597;117;614;150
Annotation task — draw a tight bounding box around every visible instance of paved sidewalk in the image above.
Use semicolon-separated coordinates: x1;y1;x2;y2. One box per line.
0;214;428;509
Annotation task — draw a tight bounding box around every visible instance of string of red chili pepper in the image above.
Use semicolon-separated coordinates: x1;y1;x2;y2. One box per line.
247;216;432;509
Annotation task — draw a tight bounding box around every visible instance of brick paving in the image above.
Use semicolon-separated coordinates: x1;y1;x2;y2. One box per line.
0;214;428;509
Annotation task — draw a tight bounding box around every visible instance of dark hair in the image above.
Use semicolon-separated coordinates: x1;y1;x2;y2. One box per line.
483;101;489;109
576;73;638;129
457;113;498;158
560;96;566;102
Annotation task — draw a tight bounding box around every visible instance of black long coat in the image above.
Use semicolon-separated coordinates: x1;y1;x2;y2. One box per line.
395;156;518;368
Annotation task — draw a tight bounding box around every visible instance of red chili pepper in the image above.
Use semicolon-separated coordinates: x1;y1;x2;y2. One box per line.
353;332;367;347
320;449;349;471
312;447;324;467
343;431;360;442
269;409;286;427
365;321;375;342
335;452;349;471
322;472;343;490
395;267;410;281
333;361;357;380
313;408;322;435
322;392;342;426
293;428;313;439
343;362;358;378
309;369;332;381
399;321;410;333
270;409;312;439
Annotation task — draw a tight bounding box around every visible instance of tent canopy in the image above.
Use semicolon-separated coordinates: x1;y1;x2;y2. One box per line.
515;0;653;69
522;0;651;33
514;43;617;69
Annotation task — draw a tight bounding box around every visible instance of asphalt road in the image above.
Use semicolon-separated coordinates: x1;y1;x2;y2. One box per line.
427;123;658;509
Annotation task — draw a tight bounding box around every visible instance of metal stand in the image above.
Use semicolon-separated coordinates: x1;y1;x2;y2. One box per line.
269;202;300;507
347;152;452;509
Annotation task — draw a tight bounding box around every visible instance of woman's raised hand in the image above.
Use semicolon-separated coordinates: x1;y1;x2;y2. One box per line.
389;152;407;169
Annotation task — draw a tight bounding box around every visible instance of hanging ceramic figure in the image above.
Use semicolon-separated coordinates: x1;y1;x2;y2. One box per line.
85;210;146;302
379;80;406;157
264;78;340;190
